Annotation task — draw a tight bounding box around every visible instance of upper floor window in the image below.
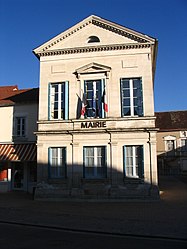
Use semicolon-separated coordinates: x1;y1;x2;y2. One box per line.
83;146;107;179
81;79;107;118
49;82;69;120
120;78;143;117
123;145;144;178
48;147;67;179
87;36;100;43
15;117;26;137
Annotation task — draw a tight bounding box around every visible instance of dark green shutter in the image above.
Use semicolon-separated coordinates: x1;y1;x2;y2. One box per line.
137;79;143;116
83;147;86;178
48;147;51;178
123;146;126;177
138;145;144;178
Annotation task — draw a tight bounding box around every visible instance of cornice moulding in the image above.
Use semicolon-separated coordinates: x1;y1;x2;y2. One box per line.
36;43;152;58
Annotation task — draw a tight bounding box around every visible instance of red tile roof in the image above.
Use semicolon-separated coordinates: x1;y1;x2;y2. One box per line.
0;85;39;106
155;111;187;131
0;85;18;99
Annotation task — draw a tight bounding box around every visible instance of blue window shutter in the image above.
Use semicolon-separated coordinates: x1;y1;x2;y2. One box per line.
63;147;67;178
137;79;143;116
83;147;86;178
48;83;51;120
104;146;107;177
120;79;123;117
138;145;144;178
48;147;51;178
123;146;126;177
65;81;69;120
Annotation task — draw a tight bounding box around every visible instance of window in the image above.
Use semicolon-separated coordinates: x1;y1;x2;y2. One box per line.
83;79;105;118
83;146;106;178
166;140;175;152
181;139;187;152
87;36;100;43
120;78;143;116
49;147;66;178
49;82;69;120
15;117;26;137
123;145;144;178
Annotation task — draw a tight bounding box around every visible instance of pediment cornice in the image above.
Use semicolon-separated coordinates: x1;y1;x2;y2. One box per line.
76;62;111;74
75;62;111;79
36;42;151;58
33;15;155;57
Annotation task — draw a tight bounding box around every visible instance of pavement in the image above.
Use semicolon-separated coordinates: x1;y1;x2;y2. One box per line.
0;175;186;240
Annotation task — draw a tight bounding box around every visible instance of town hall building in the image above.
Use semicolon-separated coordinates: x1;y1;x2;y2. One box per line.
33;15;159;199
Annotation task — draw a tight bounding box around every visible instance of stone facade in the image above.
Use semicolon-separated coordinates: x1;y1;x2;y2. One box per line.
33;15;159;200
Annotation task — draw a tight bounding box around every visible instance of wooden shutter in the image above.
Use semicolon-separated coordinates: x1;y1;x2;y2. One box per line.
64;81;69;120
138;145;144;178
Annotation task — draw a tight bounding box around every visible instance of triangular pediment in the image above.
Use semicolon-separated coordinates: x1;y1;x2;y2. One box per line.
33;15;156;57
75;62;111;75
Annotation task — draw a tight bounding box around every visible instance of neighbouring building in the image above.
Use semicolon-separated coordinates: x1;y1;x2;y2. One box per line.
156;111;187;175
0;85;38;193
33;15;159;199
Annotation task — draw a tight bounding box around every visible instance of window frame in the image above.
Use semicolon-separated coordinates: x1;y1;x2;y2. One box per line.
180;139;187;152
120;78;143;117
48;147;67;179
83;146;107;179
123;145;144;179
14;116;27;137
163;136;176;153
48;81;69;120
83;79;105;119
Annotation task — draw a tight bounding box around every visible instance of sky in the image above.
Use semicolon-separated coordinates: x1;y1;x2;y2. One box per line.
0;0;187;112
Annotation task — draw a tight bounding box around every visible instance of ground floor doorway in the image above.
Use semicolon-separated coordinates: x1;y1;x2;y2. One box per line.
12;162;24;190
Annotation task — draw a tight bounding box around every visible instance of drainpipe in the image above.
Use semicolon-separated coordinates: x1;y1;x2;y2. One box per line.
106;130;112;185
68;131;74;190
147;129;153;188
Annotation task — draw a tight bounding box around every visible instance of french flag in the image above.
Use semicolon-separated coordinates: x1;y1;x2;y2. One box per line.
81;91;87;118
102;88;108;112
92;81;97;113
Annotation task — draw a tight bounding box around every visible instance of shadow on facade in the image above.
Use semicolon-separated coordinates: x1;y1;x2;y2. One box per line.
34;162;159;201
157;145;187;176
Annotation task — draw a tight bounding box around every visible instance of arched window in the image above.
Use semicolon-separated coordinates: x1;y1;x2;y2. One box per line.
87;36;100;43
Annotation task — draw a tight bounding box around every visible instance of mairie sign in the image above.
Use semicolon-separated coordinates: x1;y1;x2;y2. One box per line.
81;121;106;129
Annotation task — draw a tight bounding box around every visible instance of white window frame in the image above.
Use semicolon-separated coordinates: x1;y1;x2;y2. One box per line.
163;136;176;152
120;78;143;117
49;147;66;179
124;145;144;178
83;146;106;179
49;82;69;120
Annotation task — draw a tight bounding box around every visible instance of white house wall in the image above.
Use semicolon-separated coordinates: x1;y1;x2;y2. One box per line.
13;103;38;142
0;106;13;142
